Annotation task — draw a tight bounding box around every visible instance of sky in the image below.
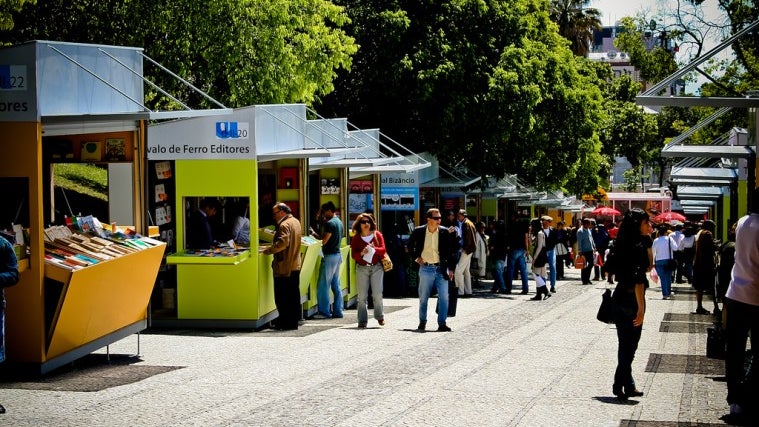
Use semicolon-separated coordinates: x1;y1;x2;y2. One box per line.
589;0;659;26
588;0;726;27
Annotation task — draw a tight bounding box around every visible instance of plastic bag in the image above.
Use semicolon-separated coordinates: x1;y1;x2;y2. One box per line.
650;267;659;284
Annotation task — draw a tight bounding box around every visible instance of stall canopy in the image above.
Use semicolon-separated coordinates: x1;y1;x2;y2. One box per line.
465;174;534;200
415;152;481;188
670;166;737;184
26;40;231;134
252;104;429;173
676;186;723;200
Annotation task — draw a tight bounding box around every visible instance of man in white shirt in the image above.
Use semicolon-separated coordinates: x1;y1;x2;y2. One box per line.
724;188;759;422
670;223;685;283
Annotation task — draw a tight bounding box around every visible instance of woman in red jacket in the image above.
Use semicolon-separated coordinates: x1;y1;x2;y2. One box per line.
350;213;386;328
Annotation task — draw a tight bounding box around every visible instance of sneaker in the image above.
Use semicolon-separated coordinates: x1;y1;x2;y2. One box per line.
437;324;452;332
550;287;556;293
378;318;385;326
357;323;367;329
312;313;330;319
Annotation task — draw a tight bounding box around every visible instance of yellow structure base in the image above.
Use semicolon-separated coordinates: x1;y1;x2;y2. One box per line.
39;242;165;373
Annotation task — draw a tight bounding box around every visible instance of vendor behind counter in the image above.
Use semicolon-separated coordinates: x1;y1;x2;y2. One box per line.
186;198;220;249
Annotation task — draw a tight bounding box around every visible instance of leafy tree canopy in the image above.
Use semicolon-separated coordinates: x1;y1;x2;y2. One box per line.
2;0;357;108
320;0;607;194
0;0;33;33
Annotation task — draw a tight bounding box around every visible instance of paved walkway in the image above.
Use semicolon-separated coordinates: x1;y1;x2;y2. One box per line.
0;267;733;426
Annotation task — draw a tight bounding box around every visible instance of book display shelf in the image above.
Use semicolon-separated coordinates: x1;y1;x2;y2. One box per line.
42;224;165;363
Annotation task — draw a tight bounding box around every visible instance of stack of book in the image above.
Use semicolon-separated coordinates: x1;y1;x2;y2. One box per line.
42;225;159;270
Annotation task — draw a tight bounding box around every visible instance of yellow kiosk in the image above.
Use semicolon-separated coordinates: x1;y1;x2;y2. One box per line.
0;41;223;373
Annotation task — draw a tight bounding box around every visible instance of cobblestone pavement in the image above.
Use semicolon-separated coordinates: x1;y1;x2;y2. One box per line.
0;268;733;426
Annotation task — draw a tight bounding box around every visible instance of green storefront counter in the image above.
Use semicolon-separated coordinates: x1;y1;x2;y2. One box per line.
166;250;274;328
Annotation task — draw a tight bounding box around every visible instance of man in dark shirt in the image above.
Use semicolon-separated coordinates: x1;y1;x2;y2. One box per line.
186;198;219;249
314;201;345;319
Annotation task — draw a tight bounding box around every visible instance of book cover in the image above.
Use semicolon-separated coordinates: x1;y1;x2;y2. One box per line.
155;184;168;202
104;138;126;161
156;207;168;226
155;161;172;179
80;141;102;162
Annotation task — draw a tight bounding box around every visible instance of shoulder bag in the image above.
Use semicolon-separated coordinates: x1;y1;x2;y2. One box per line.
596;288;615;324
375;232;393;272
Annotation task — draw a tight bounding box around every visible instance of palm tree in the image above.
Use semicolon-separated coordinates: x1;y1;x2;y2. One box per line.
549;0;603;57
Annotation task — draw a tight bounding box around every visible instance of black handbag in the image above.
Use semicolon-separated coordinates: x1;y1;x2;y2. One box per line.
596;288;615;324
706;325;726;359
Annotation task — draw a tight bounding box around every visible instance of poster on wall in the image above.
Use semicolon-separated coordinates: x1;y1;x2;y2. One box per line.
279;168;298;189
349;193;373;214
320;178;339;195
380;187;418;211
105;138;127;161
349;180;373;194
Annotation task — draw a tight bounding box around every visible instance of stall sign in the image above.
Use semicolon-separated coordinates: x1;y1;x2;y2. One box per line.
381;172;418;187
0;62;37;121
380;187;418;211
148;114;255;160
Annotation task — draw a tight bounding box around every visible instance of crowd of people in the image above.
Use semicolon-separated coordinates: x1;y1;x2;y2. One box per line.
261;200;756;423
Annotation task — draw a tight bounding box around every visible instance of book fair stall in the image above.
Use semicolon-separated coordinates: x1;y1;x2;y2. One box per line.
148;105;429;326
0;41;227;373
148;105;326;328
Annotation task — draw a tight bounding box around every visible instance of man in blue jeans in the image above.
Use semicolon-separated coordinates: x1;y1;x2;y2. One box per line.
314;201;344;319
407;208;459;332
506;214;530;294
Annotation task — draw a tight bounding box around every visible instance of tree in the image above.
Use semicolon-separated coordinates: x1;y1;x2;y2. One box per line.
614;16;680;87
548;0;602;57
0;0;33;33
598;74;659;169
320;0;607;195
1;0;357;108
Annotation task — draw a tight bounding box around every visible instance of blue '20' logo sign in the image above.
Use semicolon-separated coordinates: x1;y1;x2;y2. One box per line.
215;122;249;139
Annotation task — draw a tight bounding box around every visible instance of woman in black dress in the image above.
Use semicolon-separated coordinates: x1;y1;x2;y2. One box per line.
611;208;652;400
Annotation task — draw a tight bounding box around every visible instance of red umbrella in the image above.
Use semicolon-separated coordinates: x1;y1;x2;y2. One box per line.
592;206;621;216
653;211;686;223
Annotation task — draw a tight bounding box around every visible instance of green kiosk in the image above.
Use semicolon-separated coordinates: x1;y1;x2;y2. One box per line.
148;104;353;328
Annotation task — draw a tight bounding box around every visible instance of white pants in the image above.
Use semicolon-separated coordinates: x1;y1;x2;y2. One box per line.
455;251;473;295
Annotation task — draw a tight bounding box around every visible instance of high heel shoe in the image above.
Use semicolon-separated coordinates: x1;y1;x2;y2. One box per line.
612;385;627;401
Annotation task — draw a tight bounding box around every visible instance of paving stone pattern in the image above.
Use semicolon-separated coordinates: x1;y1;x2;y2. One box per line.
0;269;733;426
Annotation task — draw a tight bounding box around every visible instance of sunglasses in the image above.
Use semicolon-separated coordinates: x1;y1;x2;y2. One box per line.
359;220;371;225
430;216;442;220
